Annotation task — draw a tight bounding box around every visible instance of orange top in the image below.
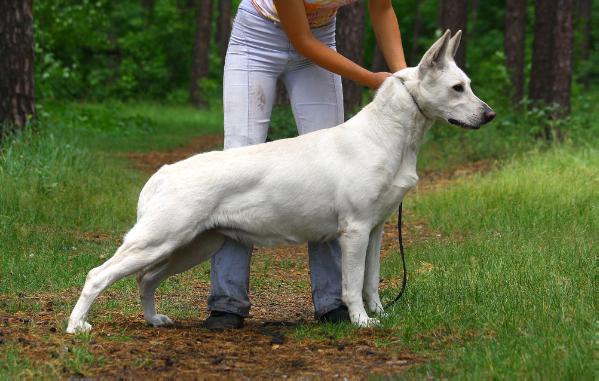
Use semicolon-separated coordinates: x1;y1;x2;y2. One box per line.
251;0;358;28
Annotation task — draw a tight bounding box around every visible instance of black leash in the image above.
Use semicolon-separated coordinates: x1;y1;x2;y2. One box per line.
382;78;426;309
383;203;408;309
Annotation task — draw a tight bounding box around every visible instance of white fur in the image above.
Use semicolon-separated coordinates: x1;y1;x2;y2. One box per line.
66;30;493;333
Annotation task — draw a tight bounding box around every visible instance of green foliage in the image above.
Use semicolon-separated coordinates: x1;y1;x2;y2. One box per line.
267;106;298;141
34;0;196;100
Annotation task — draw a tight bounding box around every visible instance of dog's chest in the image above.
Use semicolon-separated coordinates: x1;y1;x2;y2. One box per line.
372;153;419;218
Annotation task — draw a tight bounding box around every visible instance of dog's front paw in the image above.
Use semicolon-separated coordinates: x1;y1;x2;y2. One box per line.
147;314;174;327
367;302;385;316
351;314;380;328
355;317;380;327
66;320;92;334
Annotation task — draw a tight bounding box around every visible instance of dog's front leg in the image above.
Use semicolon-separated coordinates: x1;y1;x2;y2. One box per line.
339;226;378;327
363;223;384;315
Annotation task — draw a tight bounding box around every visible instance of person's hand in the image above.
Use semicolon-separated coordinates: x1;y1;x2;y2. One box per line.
368;72;392;89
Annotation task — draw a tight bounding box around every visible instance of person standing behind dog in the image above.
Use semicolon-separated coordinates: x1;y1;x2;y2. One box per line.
205;0;408;330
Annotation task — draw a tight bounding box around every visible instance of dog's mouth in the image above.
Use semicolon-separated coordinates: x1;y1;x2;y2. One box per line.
448;118;480;130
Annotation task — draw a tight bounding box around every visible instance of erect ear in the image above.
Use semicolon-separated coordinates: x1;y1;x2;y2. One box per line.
446;30;462;59
418;29;451;75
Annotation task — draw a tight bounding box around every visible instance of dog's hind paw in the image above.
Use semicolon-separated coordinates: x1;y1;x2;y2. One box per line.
66;320;92;334
147;314;174;327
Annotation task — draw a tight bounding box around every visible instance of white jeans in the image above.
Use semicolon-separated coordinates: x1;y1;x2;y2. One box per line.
208;0;345;317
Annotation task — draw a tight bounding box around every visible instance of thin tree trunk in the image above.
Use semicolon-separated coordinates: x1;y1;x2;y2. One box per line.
529;0;573;140
0;0;35;136
578;0;592;88
504;0;527;105
141;0;154;11
336;1;365;115
371;45;388;73
439;0;468;68
549;0;573;118
529;0;556;104
274;80;288;105
216;0;232;63
410;0;423;66
190;0;213;108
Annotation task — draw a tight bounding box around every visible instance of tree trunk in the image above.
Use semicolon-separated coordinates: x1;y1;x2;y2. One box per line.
371;45;388;73
190;0;213;108
0;0;35;136
336;1;365;115
529;0;556;104
439;0;468;68
216;0;232;63
578;0;592;88
410;0;423;66
549;0;573;117
504;0;527;105
274;79;288;106
529;0;573;140
141;0;154;11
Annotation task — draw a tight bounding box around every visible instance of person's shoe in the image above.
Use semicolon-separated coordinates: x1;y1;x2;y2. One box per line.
316;305;350;323
204;311;244;331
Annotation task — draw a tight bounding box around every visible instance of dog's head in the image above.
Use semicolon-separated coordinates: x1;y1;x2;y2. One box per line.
400;30;495;129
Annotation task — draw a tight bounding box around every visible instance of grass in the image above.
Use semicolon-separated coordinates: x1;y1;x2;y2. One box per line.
0;102;222;294
1;98;597;378
295;147;597;379
402;147;597;378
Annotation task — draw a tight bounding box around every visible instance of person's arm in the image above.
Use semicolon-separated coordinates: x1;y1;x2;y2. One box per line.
274;0;390;89
369;0;407;72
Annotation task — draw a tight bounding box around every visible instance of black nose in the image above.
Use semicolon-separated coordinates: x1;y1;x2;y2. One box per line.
484;110;496;123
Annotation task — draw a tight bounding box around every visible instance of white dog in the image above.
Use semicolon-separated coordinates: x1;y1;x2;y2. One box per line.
67;30;495;333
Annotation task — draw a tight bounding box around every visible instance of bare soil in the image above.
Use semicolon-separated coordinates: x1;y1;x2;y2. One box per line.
1;134;492;379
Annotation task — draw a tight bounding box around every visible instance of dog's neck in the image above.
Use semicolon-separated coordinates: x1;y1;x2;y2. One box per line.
355;69;432;158
342;69;433;193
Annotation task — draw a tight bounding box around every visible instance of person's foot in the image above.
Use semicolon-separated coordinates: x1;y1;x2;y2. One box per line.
316;305;350;323
204;311;244;331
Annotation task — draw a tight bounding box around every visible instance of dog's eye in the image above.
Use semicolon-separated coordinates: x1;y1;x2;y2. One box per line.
452;84;464;92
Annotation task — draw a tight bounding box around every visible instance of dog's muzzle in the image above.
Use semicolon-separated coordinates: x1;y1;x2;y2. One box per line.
448;118;480;130
449;105;496;130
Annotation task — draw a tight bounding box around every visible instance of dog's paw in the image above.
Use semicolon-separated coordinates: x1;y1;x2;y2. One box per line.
351;315;380;328
363;317;380;327
367;302;385;316
147;314;174;327
66;320;92;334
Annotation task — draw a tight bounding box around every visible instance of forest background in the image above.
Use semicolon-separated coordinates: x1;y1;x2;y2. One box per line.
0;0;597;379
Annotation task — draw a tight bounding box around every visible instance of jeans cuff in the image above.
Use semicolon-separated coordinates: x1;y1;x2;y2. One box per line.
313;299;345;317
208;299;251;317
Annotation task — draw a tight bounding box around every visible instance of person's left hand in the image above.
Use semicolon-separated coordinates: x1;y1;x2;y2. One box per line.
368;72;393;89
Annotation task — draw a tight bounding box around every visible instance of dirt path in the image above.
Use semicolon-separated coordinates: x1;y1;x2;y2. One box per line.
1;134;492;379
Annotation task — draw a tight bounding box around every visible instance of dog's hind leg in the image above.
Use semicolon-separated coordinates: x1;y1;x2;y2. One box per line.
339;225;378;327
137;231;224;327
363;223;385;315
66;222;195;334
